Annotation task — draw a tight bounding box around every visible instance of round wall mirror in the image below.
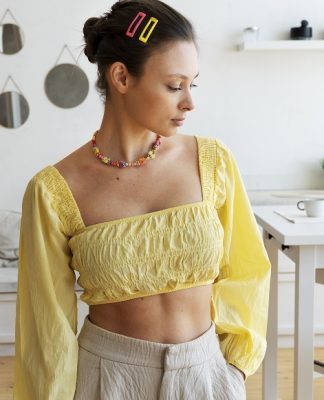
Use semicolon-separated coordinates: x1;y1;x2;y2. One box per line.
0;23;24;54
0;91;29;128
44;63;89;108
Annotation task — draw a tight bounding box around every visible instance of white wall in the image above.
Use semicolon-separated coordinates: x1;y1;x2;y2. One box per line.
1;0;324;210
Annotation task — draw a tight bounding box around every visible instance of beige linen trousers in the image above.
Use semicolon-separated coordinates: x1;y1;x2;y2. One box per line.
73;315;246;400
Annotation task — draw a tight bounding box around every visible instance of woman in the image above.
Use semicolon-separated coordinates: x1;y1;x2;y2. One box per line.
14;1;271;399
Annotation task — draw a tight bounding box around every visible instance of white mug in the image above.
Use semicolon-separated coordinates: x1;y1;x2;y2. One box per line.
297;199;324;217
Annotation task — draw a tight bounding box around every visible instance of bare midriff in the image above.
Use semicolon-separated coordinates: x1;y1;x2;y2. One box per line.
89;284;213;344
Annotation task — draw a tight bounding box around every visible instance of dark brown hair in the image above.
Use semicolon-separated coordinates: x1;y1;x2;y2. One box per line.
83;0;197;102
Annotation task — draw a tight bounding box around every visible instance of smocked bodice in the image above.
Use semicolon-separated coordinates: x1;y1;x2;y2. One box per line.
68;200;224;304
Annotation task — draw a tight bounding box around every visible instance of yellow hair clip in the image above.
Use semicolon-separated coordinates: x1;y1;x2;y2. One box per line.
139;17;159;43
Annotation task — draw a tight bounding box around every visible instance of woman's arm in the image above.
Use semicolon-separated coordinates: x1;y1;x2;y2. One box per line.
211;142;271;381
14;175;79;399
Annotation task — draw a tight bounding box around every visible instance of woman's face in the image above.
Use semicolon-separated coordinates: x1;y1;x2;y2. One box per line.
124;40;199;137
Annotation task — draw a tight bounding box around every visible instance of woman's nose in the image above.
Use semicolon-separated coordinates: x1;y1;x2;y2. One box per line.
180;92;195;112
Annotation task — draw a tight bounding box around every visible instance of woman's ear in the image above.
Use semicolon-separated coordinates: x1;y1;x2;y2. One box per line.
107;62;130;94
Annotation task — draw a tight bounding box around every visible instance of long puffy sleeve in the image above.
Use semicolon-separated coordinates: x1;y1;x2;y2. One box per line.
210;141;271;380
14;174;79;399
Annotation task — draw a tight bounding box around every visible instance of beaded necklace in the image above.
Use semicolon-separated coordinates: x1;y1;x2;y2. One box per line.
91;130;162;168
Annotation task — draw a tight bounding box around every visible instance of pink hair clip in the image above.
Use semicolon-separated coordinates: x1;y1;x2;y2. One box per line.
125;11;146;38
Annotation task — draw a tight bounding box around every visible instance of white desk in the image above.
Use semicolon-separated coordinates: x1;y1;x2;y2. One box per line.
253;205;324;400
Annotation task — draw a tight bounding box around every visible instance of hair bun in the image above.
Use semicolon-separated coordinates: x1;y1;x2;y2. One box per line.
83;17;102;63
109;0;131;14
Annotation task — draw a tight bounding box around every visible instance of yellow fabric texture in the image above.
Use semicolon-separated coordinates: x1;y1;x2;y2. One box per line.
14;135;271;399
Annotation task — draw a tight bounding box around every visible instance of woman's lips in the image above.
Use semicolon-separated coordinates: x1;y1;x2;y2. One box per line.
171;118;185;126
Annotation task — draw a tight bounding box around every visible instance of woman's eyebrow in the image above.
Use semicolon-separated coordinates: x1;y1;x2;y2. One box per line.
166;72;199;79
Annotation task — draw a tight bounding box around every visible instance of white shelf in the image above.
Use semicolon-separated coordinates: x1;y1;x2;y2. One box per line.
237;40;324;51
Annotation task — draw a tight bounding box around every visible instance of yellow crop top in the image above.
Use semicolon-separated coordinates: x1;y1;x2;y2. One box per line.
14;135;271;399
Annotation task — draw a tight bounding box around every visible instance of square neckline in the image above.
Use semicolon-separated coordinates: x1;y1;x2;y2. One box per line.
48;135;207;231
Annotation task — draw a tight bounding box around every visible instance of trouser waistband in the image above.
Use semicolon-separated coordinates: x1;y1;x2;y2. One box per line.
77;315;222;371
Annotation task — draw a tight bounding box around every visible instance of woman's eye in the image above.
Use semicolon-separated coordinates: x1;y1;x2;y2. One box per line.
168;86;181;92
168;84;198;92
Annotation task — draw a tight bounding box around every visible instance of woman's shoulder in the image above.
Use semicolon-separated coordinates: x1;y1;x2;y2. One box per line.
22;166;66;213
180;134;232;208
22;152;86;233
22;150;82;208
24;165;56;195
183;133;232;165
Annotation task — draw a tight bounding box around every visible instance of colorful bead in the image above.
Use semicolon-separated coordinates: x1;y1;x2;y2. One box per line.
91;130;162;168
